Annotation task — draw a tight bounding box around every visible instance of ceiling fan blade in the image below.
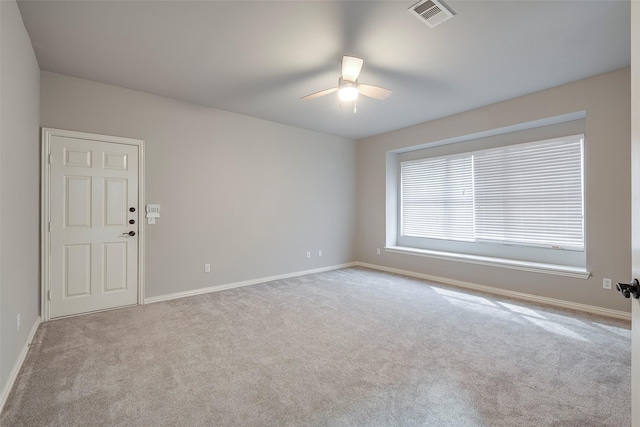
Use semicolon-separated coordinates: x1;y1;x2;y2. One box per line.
358;84;393;100
301;87;338;100
342;56;364;82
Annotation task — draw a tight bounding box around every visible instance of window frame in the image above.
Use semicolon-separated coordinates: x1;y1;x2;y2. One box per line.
396;134;586;269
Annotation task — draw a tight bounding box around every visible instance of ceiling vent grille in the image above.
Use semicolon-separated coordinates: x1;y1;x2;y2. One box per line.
408;0;455;28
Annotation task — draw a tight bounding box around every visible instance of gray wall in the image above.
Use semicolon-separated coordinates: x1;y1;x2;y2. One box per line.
40;71;357;299
356;68;632;313
0;0;41;393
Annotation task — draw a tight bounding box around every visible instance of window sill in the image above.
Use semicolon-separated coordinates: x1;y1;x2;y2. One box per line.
384;246;590;279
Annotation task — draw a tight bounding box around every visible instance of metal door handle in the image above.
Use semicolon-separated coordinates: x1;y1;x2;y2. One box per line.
616;279;640;299
120;231;136;237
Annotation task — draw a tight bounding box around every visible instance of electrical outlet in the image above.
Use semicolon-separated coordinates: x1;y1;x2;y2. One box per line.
377;248;381;255
318;250;322;257
204;263;211;273
603;278;612;290
307;251;311;258
17;313;21;331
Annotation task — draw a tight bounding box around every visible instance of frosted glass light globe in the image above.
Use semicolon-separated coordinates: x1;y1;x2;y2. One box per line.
338;85;358;102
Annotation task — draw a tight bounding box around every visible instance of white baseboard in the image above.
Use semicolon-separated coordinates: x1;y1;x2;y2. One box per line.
145;262;358;304
355;262;631;321
0;316;41;413
145;260;631;320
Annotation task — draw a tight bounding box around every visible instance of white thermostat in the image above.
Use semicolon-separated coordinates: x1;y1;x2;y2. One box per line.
146;204;160;224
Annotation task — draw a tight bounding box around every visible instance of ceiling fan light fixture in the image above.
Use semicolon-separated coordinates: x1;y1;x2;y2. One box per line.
301;56;392;104
338;84;359;102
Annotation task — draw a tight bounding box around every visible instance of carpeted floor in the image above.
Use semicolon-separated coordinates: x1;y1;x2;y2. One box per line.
1;267;631;426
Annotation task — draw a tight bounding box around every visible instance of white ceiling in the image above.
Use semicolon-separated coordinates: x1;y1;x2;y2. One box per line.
17;0;630;140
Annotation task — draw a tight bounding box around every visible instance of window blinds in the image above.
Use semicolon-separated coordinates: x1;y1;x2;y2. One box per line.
401;154;475;242
473;137;584;250
400;135;584;250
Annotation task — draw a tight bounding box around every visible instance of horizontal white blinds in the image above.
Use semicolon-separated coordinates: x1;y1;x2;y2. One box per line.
474;137;583;250
401;155;474;241
400;135;584;250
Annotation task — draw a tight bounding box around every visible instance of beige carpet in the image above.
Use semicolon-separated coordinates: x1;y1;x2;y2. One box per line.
1;267;631;426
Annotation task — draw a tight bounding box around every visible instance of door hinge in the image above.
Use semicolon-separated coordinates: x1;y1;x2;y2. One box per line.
48;221;51;232
47;290;51;301
48;154;52;164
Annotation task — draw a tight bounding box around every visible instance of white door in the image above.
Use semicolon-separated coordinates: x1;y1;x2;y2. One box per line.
631;3;639;426
47;133;140;318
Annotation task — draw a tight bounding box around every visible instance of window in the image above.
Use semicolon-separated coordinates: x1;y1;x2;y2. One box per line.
401;153;474;242
398;134;584;266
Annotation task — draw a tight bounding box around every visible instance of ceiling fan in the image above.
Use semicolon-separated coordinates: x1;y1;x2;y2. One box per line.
301;56;392;110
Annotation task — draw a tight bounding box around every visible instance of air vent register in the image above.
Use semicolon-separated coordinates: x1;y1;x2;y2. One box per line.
408;0;455;28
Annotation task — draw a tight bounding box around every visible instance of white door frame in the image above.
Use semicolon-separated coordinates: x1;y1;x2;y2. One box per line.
631;3;640;425
41;128;145;321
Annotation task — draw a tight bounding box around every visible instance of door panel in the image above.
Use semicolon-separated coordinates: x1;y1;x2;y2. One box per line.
65;175;92;228
64;244;91;297
105;178;127;225
64;147;91;168
103;242;127;292
103;151;128;170
49;135;139;318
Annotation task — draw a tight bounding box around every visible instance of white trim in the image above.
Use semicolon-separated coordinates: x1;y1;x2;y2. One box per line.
40;131;49;321
389;112;586;154
137;138;145;306
40;128;145;321
145;263;357;304
356;262;630;321
385;246;591;279
0;317;41;413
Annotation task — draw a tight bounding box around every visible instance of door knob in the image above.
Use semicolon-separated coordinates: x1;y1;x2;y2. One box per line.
616;279;640;299
121;231;136;237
